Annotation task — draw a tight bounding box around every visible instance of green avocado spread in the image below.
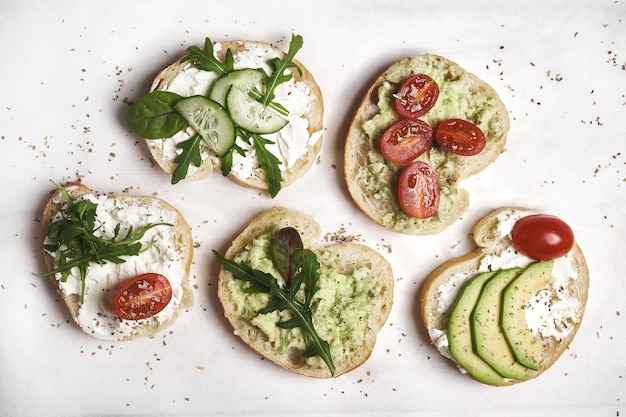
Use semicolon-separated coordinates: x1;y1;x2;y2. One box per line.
359;55;508;233
227;232;381;368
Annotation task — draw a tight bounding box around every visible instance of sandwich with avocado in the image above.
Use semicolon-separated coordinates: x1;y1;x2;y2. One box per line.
420;207;589;385
345;54;509;233
214;206;394;377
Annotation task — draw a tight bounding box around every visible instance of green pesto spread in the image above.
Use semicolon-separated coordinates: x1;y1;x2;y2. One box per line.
359;55;507;233
227;232;381;368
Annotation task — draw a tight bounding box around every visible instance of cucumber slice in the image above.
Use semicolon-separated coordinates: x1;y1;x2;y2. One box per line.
173;96;235;156
208;69;264;107
226;87;288;134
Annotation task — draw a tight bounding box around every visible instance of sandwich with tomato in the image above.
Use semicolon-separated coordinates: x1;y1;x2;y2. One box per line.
420;207;589;385
345;54;510;234
127;34;324;198
37;182;194;341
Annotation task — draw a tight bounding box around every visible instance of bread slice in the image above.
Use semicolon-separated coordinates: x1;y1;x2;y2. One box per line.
146;39;324;191
217;206;394;377
420;207;589;385
40;182;194;340
345;54;510;234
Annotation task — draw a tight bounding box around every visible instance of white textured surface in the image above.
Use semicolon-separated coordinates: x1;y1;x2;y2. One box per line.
1;0;624;416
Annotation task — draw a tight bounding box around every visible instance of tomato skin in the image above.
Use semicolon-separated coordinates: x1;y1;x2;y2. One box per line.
112;273;172;320
394;74;439;119
511;214;575;261
436;118;486;156
380;119;433;164
397;161;440;218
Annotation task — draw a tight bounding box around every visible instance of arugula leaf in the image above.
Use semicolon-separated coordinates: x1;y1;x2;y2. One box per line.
213;232;335;375
219;130;281;197
127;91;186;139
220;141;246;177
37;181;172;304
172;134;203;184
251;134;282;198
180;37;234;75
247;88;289;118
300;249;321;311
260;34;304;107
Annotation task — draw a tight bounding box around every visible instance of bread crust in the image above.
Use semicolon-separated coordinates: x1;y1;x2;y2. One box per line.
419;207;589;385
345;54;509;234
40;182;194;340
147;39;324;190
217;207;394;377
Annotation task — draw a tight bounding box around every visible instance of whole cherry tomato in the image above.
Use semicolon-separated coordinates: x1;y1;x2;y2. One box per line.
436;118;486;156
511;214;575;260
380;119;433;164
397;161;440;219
394;74;439;119
112;273;172;320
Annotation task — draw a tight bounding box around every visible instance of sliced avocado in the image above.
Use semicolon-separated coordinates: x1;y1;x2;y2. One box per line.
471;268;531;381
448;271;508;386
502;261;554;371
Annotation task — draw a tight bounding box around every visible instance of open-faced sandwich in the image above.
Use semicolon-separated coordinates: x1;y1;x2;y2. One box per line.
38;182;194;341
127;34;324;198
345;54;510;233
214;207;394;377
420;207;589;385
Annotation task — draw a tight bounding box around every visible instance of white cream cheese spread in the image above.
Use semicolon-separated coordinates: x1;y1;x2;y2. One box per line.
152;42;322;182
46;192;186;341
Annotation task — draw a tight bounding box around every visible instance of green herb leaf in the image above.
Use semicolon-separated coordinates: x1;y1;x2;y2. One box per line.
260;34;303;107
212;227;335;376
180;37;234;75
36;181;172;304
247;88;289;117
127;91;187;139
172;134;203;184
220;142;246;177
251;133;282;198
300;249;321;310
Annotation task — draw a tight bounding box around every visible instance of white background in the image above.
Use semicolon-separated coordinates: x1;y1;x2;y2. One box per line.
1;0;624;416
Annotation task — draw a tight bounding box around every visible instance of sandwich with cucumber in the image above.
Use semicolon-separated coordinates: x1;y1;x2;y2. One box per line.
37;182;194;341
420;207;589;385
127;34;323;198
345;54;510;233
214;207;394;377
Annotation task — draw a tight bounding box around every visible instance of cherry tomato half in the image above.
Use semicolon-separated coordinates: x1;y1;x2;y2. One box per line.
394;74;439;119
112;273;172;320
436;118;486;156
397;161;440;219
380;119;433;164
511;214;575;261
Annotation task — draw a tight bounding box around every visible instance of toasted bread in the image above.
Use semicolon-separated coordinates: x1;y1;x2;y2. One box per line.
146;39;324;191
217;207;394;377
40;182;194;340
345;54;509;234
420;207;589;385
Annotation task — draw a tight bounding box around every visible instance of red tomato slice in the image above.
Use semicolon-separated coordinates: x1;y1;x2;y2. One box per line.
394;74;439;119
112;273;172;320
397;161;440;219
511;214;575;261
380;119;433;164
436;118;486;156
